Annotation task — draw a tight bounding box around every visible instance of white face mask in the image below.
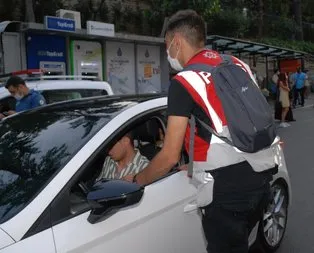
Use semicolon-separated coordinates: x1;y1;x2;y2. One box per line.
167;38;183;71
14;94;23;101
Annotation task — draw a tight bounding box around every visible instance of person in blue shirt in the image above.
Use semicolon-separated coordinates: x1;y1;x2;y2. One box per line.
0;76;46;119
292;67;306;107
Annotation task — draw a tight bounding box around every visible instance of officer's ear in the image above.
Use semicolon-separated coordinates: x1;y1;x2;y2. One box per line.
173;33;183;50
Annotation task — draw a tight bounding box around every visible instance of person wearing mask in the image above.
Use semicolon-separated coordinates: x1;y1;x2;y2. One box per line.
0;76;46;119
123;10;274;253
293;67;306;107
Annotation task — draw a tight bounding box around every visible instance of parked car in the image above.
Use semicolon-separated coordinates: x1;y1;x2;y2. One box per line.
0;94;290;253
0;75;113;113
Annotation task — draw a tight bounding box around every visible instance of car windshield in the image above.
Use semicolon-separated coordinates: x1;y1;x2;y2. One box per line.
0;99;136;224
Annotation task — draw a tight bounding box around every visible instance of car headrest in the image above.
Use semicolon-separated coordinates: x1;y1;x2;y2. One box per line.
133;118;160;143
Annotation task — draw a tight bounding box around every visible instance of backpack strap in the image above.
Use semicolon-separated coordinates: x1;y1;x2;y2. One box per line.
187;115;235;178
183;56;236;177
195;116;234;147
182;60;234;145
183;54;233;71
183;63;215;73
187;115;196;178
220;54;233;64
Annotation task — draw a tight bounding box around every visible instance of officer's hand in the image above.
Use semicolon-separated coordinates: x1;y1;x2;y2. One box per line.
0;113;5;119
122;174;135;182
178;164;188;171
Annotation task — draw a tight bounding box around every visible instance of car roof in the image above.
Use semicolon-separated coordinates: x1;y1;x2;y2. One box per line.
0;80;114;98
10;93;167;116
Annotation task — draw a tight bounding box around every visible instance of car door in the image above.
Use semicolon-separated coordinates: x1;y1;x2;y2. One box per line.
0;229;56;253
52;173;206;253
51;109;207;253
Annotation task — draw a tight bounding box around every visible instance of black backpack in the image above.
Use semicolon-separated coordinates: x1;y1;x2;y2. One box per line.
184;55;277;153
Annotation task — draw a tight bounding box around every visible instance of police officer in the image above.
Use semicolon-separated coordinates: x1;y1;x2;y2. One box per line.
123;10;274;253
0;76;46;118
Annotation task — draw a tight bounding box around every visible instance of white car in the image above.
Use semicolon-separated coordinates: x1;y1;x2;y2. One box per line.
0;94;291;253
0;76;113;112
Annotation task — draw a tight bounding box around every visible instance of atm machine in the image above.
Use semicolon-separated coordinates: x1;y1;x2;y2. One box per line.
39;61;66;75
70;40;103;80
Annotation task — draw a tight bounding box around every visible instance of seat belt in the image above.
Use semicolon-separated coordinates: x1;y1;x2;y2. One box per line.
187;115;196;178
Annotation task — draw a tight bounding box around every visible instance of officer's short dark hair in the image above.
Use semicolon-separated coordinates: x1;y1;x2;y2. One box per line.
165;10;206;48
5;76;26;89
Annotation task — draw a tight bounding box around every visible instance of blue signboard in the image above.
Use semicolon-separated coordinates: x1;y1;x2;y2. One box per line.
44;16;75;32
26;34;66;69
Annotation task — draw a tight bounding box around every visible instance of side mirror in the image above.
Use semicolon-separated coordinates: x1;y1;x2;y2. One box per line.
87;179;144;224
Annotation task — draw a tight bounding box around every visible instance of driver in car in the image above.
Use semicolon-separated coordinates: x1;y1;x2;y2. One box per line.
96;132;149;180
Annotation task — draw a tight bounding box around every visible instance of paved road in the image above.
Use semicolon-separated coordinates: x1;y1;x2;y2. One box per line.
250;97;314;253
275;103;314;253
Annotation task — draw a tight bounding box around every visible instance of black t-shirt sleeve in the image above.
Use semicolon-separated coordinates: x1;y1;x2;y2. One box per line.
167;79;195;117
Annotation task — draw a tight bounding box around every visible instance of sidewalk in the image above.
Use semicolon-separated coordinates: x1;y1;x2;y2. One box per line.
268;93;314;109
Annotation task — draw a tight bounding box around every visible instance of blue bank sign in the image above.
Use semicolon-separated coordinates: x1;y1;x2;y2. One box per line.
26;34;66;69
44;16;75;32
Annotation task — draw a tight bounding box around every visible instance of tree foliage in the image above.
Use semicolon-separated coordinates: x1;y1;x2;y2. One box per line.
0;0;314;52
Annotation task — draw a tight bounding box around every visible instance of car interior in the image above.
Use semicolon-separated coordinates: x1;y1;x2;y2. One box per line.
133;116;164;161
42;90;82;104
68;114;188;215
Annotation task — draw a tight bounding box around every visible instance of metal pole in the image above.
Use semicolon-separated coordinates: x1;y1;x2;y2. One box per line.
212;42;217;51
301;57;305;71
134;43;139;94
265;55;269;89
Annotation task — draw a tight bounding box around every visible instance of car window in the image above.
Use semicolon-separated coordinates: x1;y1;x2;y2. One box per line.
81;89;108;97
0;101;132;224
50;111;181;223
41;89;108;104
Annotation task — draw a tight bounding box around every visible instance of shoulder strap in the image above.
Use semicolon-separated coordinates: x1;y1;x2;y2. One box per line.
184;54;235;177
183;54;233;73
220;54;233;64
183;63;215;73
195;117;234;146
187;115;196;178
187;115;234;178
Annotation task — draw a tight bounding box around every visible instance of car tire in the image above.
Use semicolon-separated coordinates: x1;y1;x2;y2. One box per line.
255;181;289;253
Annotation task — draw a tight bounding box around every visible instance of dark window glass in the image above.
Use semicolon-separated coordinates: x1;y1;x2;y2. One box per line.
41;89;108;104
0;100;135;224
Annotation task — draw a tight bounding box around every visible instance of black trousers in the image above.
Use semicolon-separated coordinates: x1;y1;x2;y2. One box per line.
293;87;305;106
201;184;271;253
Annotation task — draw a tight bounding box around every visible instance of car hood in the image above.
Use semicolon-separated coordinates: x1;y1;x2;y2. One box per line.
0;227;14;250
